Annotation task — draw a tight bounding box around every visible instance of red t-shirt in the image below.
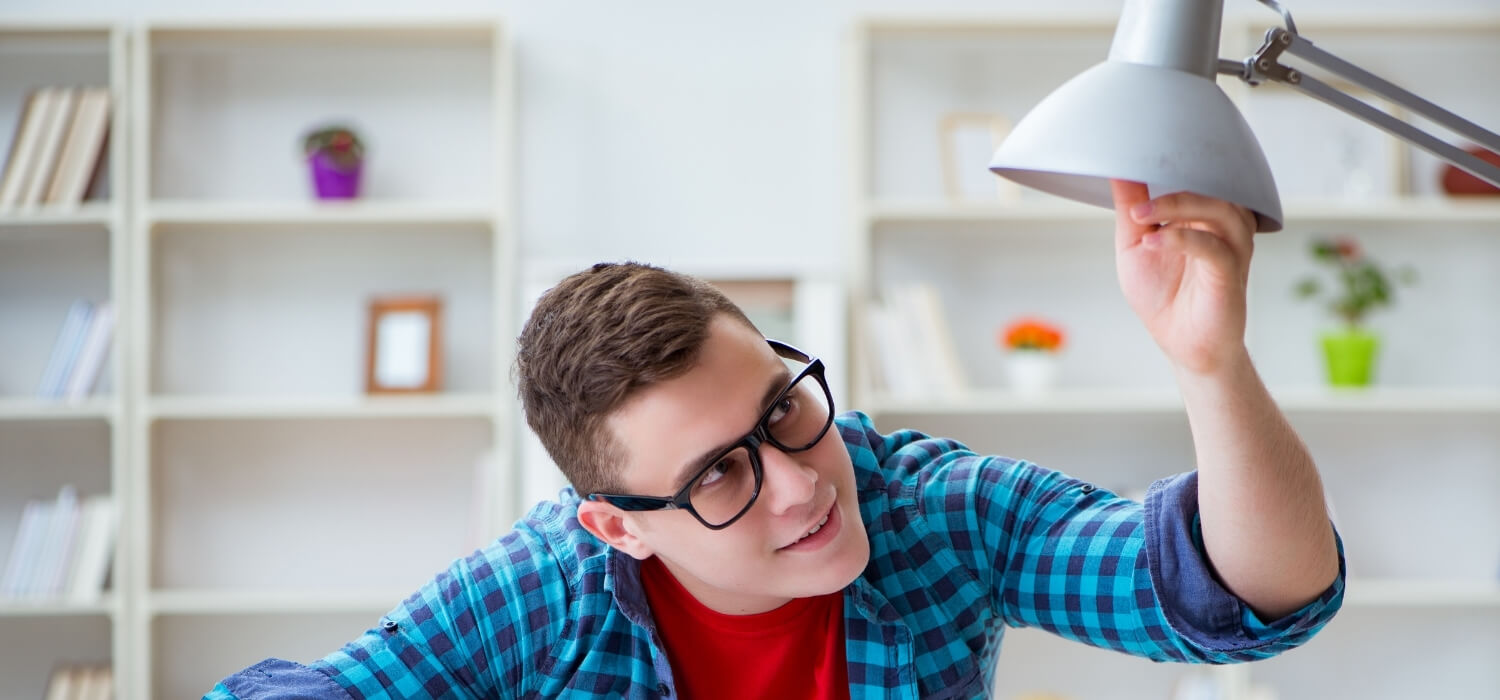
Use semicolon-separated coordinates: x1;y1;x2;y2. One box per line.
641;556;851;700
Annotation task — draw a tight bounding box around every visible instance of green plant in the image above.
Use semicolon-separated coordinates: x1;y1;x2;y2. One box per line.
1293;236;1416;328
303;125;365;169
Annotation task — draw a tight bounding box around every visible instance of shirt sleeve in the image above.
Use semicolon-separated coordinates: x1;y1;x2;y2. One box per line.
862;415;1345;664
204;521;570;699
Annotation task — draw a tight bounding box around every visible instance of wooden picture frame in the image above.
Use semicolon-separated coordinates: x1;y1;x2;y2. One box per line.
365;295;443;394
939;112;1021;203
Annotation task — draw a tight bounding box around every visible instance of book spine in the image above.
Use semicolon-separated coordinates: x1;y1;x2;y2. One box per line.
20;87;78;209
0;501;44;598
64;301;116;400
43;301;97;399
0;88;52;211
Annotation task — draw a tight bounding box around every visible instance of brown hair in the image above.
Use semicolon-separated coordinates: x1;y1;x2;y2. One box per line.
515;262;755;496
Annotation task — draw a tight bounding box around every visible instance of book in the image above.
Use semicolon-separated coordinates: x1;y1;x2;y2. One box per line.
0;501;45;598
45;87;111;207
20;86;78;208
29;485;80;598
896;282;969;397
0;88;52;211
64;300;116;400
38;300;96;399
66;495;116;603
42;665;79;700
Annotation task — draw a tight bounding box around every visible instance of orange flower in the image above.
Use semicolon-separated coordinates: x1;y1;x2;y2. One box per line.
1000;318;1065;352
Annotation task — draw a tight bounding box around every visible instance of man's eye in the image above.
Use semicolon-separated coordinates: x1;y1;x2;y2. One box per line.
698;461;729;488
767;396;795;424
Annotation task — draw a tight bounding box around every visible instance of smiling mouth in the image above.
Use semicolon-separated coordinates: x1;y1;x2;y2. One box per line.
781;501;836;550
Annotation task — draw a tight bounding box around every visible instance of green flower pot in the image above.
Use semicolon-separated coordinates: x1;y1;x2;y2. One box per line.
1321;329;1380;387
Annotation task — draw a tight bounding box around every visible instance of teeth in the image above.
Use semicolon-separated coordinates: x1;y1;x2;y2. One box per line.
797;514;831;542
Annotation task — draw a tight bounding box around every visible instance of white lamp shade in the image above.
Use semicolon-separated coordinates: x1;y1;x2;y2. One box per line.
989;60;1284;232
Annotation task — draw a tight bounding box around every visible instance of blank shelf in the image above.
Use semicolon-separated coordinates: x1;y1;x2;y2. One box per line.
866;198;1500;227
0;397;116;421
0;203;115;230
868;387;1500;416
144;200;501;229
0;596;116;618
1345;579;1500;607
149;589;404;616
146;394;497;420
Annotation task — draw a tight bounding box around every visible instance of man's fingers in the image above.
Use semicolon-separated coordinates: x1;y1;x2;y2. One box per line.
1149;225;1242;280
1131;191;1254;261
1111;179;1152;249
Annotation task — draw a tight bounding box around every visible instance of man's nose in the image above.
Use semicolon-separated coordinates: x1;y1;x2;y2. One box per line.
756;443;817;515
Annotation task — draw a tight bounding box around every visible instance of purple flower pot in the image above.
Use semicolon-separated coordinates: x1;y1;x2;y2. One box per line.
309;152;363;199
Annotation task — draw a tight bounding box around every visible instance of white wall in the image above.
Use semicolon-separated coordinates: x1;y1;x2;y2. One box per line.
6;0;1495;267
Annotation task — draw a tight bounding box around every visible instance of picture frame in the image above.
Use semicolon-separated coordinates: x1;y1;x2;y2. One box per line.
365;295;443;394
1244;81;1408;200
939;112;1021;203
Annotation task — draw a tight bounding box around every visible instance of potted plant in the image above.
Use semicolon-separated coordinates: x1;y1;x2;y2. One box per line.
1293;236;1416;387
998;317;1065;395
303;124;365;199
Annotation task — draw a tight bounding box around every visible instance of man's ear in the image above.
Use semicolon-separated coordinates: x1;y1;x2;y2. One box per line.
577;499;655;560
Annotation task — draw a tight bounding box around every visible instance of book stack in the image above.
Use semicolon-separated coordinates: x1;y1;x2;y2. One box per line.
0;486;117;603
0;85;111;212
863;282;969;399
37;299;117;400
43;664;114;700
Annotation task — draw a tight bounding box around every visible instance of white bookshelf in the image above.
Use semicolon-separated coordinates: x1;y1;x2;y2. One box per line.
0;19;129;700
849;12;1500;700
0;16;517;700
121;18;515;699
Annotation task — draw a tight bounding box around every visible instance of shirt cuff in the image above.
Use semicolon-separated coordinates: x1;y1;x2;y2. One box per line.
212;658;353;700
1144;470;1347;654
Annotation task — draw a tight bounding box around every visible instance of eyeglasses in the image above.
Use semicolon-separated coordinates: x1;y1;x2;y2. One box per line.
588;339;835;530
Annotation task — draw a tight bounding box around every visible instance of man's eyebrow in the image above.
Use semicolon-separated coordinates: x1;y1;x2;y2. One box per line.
669;367;793;492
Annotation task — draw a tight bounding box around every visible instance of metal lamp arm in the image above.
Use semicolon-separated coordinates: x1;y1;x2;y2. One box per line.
1219;22;1500;189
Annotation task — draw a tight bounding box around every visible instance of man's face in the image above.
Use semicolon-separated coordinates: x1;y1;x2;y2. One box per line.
590;315;870;615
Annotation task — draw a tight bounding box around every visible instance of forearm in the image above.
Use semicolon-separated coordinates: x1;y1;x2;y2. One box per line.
1174;347;1340;620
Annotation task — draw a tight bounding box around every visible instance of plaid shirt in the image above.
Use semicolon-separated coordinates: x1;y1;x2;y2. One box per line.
208;411;1344;699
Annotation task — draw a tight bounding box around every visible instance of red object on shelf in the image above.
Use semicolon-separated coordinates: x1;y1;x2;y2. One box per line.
1441;145;1500;195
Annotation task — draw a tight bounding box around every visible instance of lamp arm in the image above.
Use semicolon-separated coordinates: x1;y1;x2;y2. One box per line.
1225;26;1500;189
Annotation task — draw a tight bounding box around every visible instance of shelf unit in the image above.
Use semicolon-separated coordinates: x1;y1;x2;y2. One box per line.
849;12;1500;700
0;16;515;700
124;18;515;699
0;19;129;700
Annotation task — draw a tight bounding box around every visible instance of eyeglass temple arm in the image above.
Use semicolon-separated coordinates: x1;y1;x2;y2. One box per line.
1216;17;1500;189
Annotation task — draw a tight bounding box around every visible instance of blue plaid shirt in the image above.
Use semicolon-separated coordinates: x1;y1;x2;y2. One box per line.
208;411;1344;699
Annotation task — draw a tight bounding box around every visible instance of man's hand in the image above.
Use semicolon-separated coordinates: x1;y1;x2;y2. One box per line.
1111;180;1257;376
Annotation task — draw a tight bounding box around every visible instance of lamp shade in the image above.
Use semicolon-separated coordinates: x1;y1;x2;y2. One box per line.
989;59;1284;232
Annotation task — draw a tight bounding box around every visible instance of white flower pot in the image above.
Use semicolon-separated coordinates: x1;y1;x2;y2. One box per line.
1006;352;1059;395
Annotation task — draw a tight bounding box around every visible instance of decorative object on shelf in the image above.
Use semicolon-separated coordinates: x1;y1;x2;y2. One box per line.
1441;144;1500;195
999;317;1065;395
302;124;365;200
365;295;443;394
939;112;1020;203
1293;237;1416;387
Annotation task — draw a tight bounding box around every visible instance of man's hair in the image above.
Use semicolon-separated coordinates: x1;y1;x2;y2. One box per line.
515;262;756;497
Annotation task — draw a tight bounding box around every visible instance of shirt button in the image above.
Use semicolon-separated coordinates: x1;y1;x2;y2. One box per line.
381;618;399;633
657;683;671;697
1081;484;1096;494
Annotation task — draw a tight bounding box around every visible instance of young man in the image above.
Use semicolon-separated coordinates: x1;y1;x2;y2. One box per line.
207;182;1344;699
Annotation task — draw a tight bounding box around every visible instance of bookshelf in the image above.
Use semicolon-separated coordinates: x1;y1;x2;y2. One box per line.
848;11;1500;700
1;16;515;700
0;19;128;700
